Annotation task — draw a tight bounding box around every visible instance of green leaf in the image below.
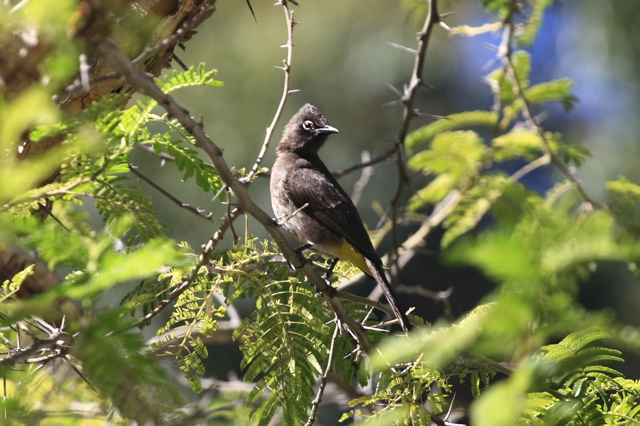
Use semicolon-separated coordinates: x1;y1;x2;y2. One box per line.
540;211;640;274
482;0;511;16
446;229;542;283
492;129;545;162
407;174;457;211
406;111;497;152
525;78;577;111
372;304;495;370
608;176;640;198
155;62;223;93
504;78;578;121
75;310;183;424
518;0;555;45
470;360;537;426
486;50;531;103
408;130;486;178
52;237;181;300
607;176;640;237
1;264;35;300
492;130;590;166
545;328;612;357
440;174;511;247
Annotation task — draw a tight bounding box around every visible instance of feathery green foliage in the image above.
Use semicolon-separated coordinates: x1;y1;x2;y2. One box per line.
3;1;640;425
1;46;223;420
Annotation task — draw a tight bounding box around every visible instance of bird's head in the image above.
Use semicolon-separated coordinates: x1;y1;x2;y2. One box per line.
277;104;339;155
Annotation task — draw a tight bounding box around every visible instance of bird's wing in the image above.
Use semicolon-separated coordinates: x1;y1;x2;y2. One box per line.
283;163;380;263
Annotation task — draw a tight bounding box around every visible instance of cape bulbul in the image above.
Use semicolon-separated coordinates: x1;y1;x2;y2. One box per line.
270;104;410;332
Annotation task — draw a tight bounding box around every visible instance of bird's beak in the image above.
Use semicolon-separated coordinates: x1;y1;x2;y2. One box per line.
314;125;339;134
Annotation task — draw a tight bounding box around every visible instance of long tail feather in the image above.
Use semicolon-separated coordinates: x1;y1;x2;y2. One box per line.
365;258;410;332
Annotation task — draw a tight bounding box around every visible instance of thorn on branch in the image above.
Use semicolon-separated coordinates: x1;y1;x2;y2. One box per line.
388;42;418;55
79;54;90;94
386;82;403;98
245;0;257;22
171;52;189;71
414;110;447;120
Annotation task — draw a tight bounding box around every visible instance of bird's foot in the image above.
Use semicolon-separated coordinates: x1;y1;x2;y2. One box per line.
321;258;339;282
316;284;336;298
285;243;313;272
286;257;304;272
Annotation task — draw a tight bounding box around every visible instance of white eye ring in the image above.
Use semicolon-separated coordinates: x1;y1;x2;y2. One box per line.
302;120;315;131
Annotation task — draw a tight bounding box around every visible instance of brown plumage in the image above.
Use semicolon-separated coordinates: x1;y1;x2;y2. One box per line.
270;104;410;332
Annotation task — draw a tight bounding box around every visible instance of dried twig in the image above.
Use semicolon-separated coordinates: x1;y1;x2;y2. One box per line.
333;145;397;178
305;318;340;426
243;1;297;183
127;207;242;330
128;163;214;222
499;0;605;211
389;0;441;252
131;2;215;66
1;175;94;211
0;329;72;367
350;151;373;207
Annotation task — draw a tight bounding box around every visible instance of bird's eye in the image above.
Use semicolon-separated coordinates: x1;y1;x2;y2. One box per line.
302;120;315;131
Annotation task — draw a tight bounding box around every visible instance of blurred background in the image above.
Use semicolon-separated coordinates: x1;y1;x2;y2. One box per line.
134;0;640;249
120;0;640;416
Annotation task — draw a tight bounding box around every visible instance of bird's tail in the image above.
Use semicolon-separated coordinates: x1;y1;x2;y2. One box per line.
364;258;410;332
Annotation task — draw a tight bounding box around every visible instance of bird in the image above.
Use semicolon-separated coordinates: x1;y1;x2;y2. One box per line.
270;103;410;332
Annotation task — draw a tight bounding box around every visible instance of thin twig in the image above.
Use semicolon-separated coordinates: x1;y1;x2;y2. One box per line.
387;41;418;55
398;285;454;321
350;151;373;206
362;190;462;300
64;2;213;97
305;318;340;426
128;163;214;221
500;0;605;211
276;202;309;227
79;54;90;94
136;145;176;162
335;291;397;321
0;330;72;367
127;207;242;330
225;190;239;241
243;2;296;183
332;190;460;299
389;0;441;254
508;154;551;183
333;145;397;178
63;71;121;96
1;177;92;211
400;190;461;254
131;2;215;66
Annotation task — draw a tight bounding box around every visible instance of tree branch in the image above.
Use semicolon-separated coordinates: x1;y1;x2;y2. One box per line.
243;1;297;183
128;163;215;222
332;145;397;178
305;318;340;426
389;0;441;254
500;0;606;211
126;206;242;330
